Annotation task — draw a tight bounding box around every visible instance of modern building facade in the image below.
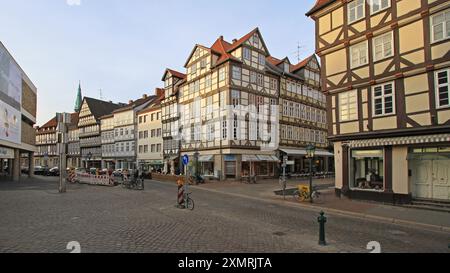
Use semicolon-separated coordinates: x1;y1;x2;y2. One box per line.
137;89;164;172
307;0;450;203
78;97;121;169
0;41;37;181
163;28;331;180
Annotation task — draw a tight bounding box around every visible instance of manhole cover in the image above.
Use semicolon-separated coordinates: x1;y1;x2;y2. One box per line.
273;232;286;236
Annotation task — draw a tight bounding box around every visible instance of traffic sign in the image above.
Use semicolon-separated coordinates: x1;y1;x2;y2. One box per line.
182;155;189;166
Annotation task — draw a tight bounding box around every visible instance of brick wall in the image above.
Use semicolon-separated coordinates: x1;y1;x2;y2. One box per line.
21;121;36;145
22;80;37;118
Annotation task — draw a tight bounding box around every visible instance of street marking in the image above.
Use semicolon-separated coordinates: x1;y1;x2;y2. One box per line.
367;241;381;253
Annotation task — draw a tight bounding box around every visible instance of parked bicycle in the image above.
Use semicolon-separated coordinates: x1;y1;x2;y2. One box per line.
293;185;322;202
185;192;194;210
122;175;144;190
188;174;205;185
241;175;257;184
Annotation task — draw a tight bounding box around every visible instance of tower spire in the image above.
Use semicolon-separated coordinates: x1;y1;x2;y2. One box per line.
74;81;83;112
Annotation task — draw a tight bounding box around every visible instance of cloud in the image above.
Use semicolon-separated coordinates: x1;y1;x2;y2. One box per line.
66;0;81;6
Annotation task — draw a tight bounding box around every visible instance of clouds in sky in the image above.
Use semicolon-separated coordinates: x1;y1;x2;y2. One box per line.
66;0;81;6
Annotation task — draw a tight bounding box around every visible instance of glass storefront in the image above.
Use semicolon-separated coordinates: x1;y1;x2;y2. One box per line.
350;149;384;191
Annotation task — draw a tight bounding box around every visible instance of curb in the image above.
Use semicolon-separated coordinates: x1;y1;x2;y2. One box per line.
150;179;450;233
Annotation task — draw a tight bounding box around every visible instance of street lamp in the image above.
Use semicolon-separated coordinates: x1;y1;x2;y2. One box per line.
306;143;316;203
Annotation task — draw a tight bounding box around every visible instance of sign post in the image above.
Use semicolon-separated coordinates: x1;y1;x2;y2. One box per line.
56;113;71;194
182;155;189;208
282;156;288;200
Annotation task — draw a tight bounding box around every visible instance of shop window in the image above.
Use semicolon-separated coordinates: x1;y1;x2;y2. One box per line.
350;149;384;191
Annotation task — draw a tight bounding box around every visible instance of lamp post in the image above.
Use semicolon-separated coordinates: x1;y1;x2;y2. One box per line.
306;143;316;203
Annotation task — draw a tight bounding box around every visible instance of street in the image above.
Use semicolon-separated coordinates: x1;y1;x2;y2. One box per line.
0;177;448;253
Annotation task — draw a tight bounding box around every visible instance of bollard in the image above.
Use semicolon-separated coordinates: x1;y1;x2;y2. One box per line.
318;211;327;246
176;178;185;209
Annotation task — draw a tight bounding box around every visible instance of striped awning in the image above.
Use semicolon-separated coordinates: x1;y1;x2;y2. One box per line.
347;134;450;148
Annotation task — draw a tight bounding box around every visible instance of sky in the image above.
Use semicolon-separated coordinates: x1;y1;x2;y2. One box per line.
0;0;318;125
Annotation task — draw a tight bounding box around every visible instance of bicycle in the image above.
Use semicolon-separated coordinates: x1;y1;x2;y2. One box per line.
293;186;322;202
185;192;194;210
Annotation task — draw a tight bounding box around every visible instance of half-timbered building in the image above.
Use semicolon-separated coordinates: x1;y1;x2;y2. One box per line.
307;0;450;202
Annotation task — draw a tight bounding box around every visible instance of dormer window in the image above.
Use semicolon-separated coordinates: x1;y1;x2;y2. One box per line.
284;62;289;72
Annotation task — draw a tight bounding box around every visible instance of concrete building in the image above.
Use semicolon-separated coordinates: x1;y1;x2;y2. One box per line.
307;0;450;203
0;41;37;181
137;89;164;172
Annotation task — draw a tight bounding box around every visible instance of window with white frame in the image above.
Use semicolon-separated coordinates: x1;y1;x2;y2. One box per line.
283;101;289;115
339;90;358;121
200;58;207;69
233;115;239;140
258;54;266;66
373;82;395;116
250;71;257;83
370;0;390;14
191;63;197;75
206;96;213;117
373;32;393;61
350;41;368;68
222;119;227;140
231;90;240;108
232;66;241;80
206;123;215;141
431;9;450;43
243;47;251;60
205;74;212;87
436;68;450;108
257;73;264;86
219;68;226;81
348;0;365;23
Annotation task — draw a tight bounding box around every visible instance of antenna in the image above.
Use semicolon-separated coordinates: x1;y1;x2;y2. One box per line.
291;42;305;62
99;89;103;100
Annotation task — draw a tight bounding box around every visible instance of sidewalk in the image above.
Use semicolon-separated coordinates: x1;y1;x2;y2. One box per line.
172;178;450;233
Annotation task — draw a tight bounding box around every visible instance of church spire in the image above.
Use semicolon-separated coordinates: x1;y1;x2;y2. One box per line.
74;81;82;112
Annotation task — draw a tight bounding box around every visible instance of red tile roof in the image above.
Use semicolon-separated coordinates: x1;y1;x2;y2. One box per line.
167;69;186;80
40;117;57;129
266;56;283;66
227;27;259;52
306;0;335;16
211;37;241;66
291;55;314;72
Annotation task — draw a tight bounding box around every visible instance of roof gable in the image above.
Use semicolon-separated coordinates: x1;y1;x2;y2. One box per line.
184;45;211;68
162;69;186;81
227;28;270;56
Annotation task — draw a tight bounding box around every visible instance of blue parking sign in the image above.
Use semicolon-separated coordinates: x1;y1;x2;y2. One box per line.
182;155;189;166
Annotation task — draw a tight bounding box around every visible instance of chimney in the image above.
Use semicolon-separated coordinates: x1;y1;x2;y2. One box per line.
219;35;224;40
156;88;164;98
143;94;148;99
128;100;134;104
232;39;237;43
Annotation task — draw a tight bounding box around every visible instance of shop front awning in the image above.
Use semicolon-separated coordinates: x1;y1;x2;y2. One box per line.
242;155;260;162
257;155;280;162
280;148;307;156
407;153;450;160
242;155;280;162
198;155;214;162
315;150;334;157
347;134;450;148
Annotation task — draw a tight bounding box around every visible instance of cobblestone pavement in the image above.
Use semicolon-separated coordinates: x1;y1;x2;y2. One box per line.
0;177;448;253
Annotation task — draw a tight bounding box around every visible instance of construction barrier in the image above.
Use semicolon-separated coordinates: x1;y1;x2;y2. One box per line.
67;170;77;183
75;172;115;186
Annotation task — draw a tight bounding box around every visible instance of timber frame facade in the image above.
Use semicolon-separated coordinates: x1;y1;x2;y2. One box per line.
162;28;332;180
307;0;450;203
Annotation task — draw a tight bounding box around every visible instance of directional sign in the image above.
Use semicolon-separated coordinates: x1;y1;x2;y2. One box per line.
182;155;189;166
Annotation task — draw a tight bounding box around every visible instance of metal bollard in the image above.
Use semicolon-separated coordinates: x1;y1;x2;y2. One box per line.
318;211;327;246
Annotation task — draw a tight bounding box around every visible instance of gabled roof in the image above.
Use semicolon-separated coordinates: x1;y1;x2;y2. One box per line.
183;44;213;68
112;95;156;114
83;97;122;121
162;69;186;81
210;37;242;67
291;55;317;73
40;117;57;130
227;27;270;55
306;0;336;16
